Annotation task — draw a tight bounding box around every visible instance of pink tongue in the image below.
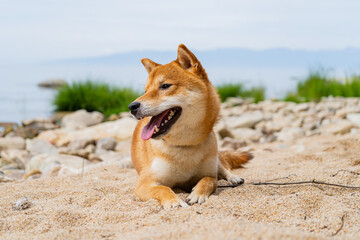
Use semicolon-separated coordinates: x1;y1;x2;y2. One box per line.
141;110;170;140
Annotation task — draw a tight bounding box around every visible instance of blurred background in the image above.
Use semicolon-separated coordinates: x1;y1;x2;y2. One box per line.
1;0;360;122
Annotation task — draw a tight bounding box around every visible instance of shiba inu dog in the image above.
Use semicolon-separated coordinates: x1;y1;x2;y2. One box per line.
128;44;252;209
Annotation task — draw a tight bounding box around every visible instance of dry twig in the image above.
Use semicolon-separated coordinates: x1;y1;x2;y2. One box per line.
332;213;346;236
218;179;360;189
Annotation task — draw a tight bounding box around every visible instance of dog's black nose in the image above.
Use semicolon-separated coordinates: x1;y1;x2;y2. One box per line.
128;101;141;114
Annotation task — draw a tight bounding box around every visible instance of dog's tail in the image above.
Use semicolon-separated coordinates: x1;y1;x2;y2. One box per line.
219;151;253;170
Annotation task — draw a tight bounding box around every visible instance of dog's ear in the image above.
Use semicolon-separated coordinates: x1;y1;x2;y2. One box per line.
177;44;207;79
141;58;161;74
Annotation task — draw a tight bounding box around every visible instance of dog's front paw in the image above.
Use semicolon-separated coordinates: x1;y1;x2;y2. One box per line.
186;192;209;205
163;198;189;209
227;174;244;185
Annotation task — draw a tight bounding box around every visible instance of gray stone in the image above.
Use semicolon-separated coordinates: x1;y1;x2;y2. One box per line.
114;140;132;155
293;103;309;112
0;149;31;169
26;138;58;155
97;137;117;151
38;78;67;89
259;135;277;143
220;137;247;151
347;113;360;127
26;154;90;177
224;97;245;107
277;127;305;143
12;197;32;210
71;144;96;159
322;120;353;135
0;137;25;150
21;118;59;136
0;171;14;182
67;138;95;151
38;117;137;146
61;110;104;130
93;150;133;168
231;128;263;142
214;119;233;139
226;111;264;129
2;169;25;180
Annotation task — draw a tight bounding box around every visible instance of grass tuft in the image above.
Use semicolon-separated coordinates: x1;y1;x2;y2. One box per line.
284;71;360;102
216;83;265;103
53;80;140;116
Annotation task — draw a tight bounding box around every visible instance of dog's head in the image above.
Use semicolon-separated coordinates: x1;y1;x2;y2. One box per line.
129;44;220;146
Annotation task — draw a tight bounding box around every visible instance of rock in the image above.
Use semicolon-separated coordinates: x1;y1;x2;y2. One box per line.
302;121;317;131
293;103;309;112
259;100;287;113
0;149;31;169
108;114;119;121
12;197;32;210
261;118;292;133
306;129;321;137
0;161;19;171
88;153;103;163
259;135;277;143
223;97;245;107
91;150;133;168
214;119;233;139
53;111;72;122
26;154;90;177
351;128;360;135
97;137;117;151
2;169;25;180
322;120;353;135
38;117;137;146
220;137;247;151
61;110;104;130
0;137;25;150
13;127;39;139
77;144;96;158
277;127;305;142
347;113;360;127
117;156;134;168
64;143;96;159
67;138;95;151
0;171;14;182
114;140;132;155
336;106;360;118
26;138;58;155
38;78;67;89
0;122;20;137
231;128;263;142
119;112;132;119
291;144;307;153
19;118;59;138
226;111;264;129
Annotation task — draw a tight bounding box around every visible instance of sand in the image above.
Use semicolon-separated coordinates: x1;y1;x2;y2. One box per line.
1;133;360;239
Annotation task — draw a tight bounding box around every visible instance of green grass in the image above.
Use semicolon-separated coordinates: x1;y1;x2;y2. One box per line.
284;71;360;102
216;83;265;103
53;80;140;116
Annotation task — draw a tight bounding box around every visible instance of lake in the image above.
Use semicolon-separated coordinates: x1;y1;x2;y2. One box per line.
0;63;331;123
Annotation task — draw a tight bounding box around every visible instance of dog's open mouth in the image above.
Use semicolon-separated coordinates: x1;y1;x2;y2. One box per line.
141;107;182;140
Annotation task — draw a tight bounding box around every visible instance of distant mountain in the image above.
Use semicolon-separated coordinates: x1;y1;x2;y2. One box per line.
53;48;360;68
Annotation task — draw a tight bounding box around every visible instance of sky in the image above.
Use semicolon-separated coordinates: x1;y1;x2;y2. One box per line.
1;0;360;64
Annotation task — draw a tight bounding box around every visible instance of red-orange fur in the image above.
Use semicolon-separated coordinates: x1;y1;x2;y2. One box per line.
219;151;253;170
130;44;252;209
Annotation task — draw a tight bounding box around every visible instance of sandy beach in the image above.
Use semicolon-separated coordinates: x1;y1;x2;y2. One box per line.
1;97;360;239
1;132;360;239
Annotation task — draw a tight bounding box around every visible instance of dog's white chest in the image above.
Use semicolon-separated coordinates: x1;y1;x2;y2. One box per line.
151;157;197;186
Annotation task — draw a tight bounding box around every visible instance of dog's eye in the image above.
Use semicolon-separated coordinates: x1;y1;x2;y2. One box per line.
160;83;172;90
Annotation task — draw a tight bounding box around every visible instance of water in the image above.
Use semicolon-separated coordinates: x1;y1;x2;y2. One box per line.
0;63;313;123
